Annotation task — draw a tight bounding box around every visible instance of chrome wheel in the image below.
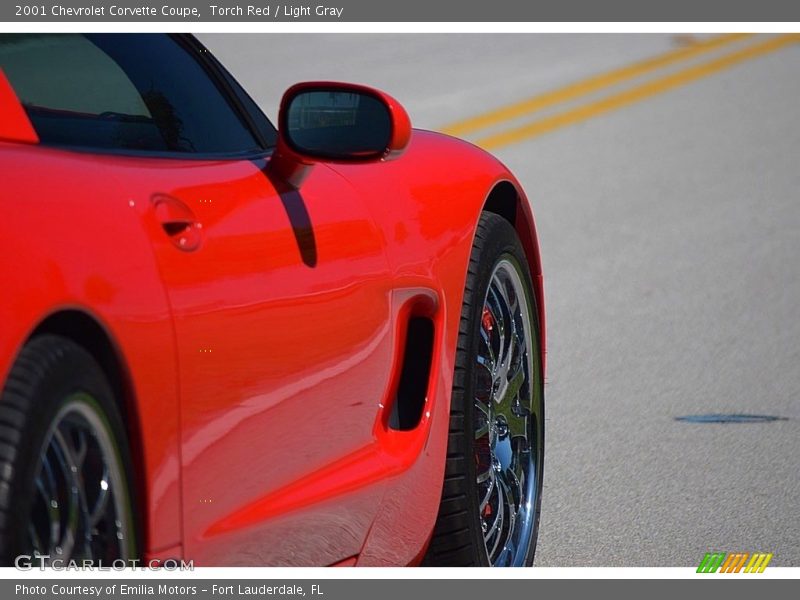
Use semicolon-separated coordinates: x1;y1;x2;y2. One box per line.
474;258;542;566
423;213;543;567
28;394;132;563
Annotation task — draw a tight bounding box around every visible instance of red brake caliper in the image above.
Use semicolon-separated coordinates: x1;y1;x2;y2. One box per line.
482;307;494;334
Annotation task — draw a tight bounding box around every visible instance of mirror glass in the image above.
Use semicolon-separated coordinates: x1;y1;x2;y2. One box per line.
285;90;392;160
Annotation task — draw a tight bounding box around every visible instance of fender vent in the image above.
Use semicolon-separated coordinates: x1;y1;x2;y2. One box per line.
388;317;435;431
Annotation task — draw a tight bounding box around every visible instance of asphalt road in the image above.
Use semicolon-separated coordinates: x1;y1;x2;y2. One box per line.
201;33;800;567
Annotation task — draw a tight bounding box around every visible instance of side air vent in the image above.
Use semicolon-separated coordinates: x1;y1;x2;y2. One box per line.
388;316;435;431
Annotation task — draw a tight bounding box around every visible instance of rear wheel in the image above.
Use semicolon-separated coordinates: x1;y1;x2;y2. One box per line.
0;335;137;565
423;212;544;567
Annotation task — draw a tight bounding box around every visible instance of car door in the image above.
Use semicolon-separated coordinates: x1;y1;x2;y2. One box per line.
137;39;398;567
5;33;396;565
147;159;396;566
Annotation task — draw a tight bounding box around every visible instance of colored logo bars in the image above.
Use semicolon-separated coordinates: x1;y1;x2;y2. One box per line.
697;552;773;573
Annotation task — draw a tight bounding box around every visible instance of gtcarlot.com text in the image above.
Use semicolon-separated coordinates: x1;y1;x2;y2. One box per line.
14;555;194;571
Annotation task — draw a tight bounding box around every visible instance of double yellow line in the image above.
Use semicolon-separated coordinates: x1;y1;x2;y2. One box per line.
442;33;800;150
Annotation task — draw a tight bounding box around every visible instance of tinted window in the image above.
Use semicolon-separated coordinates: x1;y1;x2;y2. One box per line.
0;34;274;155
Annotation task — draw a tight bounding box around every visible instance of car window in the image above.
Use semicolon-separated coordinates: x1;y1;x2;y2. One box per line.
0;34;275;155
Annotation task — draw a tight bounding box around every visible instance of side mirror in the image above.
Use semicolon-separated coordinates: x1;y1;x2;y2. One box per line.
267;82;411;188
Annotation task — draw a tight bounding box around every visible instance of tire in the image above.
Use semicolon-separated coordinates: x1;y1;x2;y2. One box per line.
423;212;544;567
0;334;138;566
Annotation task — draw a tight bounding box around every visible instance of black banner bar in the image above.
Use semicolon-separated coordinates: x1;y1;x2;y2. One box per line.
4;579;800;600
3;0;800;22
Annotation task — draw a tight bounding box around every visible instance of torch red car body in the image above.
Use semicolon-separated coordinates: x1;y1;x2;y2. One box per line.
0;34;544;566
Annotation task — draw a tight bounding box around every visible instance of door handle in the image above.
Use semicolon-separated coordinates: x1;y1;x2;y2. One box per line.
152;194;202;252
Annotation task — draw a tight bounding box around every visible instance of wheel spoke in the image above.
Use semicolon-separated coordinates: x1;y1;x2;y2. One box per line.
88;466;112;529
486;287;507;379
497;364;524;409
35;450;61;553
485;477;505;558
495;283;517;374
506;450;525;510
495;273;519;317
476;450;494;484
479;471;496;510
474;385;492;439
28;522;44;555
498;377;529;442
474;419;490;440
51;429;83;558
478;325;496;375
71;427;88;470
499;474;516;549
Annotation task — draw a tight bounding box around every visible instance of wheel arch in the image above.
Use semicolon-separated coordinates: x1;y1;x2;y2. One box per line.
482;179;546;371
26;308;149;553
483;180;518;226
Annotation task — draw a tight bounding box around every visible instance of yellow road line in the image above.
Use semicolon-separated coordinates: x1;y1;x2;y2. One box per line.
476;34;800;150
442;33;752;137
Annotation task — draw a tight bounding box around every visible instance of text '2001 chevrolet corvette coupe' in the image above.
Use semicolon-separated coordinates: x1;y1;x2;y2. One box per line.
0;33;545;567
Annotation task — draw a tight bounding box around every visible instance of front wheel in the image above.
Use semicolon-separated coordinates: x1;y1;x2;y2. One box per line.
423;212;544;567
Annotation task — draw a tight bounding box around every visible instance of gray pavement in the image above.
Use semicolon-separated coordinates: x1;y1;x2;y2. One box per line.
200;34;800;567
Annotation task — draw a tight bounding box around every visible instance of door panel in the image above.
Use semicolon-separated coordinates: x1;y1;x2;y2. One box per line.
121;156;394;564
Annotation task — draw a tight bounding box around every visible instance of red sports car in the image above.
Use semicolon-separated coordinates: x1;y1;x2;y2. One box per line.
0;33;545;567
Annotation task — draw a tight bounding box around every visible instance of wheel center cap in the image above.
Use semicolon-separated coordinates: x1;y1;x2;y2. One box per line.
495;415;509;439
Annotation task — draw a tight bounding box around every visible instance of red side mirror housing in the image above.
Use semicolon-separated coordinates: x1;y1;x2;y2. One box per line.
267;81;411;189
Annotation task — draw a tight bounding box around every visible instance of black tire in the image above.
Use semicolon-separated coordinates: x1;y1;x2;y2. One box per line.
0;334;138;566
423;212;544;567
